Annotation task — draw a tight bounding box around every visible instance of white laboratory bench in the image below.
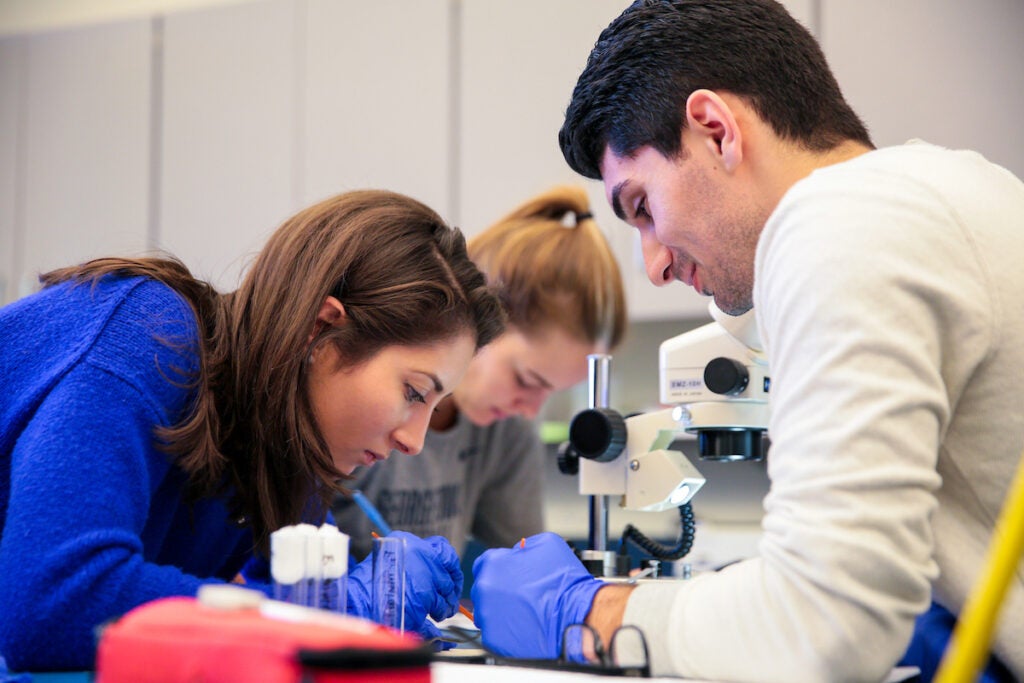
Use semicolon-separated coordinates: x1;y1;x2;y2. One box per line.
431;661;698;681
430;661;922;682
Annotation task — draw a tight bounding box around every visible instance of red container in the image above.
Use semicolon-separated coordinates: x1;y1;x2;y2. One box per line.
95;596;431;683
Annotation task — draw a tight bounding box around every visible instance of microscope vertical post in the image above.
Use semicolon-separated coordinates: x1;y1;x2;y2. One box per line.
587;354;612;559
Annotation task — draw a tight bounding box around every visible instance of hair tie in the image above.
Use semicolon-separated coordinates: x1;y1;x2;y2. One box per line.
576;211;593;223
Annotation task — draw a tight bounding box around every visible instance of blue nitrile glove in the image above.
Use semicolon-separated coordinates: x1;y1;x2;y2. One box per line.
0;654;31;683
237;552;271;585
899;601;1016;682
471;531;603;660
347;531;463;643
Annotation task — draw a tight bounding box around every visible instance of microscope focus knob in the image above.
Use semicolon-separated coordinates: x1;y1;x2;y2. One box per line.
556;441;580;475
704;357;749;396
569;407;627;463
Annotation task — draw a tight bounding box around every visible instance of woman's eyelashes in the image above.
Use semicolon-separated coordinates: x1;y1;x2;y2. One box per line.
404;383;427;404
515;370;541;391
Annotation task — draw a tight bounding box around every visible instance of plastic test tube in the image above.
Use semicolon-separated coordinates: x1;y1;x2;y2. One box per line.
295;523;324;609
371;535;406;633
318;523;349;614
270;525;305;605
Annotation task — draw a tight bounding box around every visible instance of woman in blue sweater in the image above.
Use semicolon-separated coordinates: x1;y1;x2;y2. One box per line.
0;189;504;671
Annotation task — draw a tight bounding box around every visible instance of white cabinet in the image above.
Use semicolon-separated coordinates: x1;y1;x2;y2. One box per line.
159;0;453;293
820;0;1024;178
458;0;710;323
457;0;624;235
160;0;298;292
0;37;25;305
17;19;152;299
303;0;452;216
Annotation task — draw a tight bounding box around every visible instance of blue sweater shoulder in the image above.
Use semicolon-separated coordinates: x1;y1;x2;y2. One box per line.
0;276;200;446
0;276;251;672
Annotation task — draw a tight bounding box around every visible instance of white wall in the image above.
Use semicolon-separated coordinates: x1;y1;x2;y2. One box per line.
0;0;251;36
823;0;1024;177
3;0;1021;308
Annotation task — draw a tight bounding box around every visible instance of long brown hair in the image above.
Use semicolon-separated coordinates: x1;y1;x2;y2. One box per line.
42;189;504;550
469;185;626;350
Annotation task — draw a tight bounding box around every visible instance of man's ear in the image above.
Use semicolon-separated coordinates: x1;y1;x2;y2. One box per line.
308;296;347;345
685;89;743;172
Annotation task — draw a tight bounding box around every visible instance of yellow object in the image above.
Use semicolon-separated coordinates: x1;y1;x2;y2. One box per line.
934;446;1024;682
540;421;570;445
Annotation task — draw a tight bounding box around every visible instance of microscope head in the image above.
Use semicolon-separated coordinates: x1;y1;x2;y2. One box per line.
659;303;770;461
565;303;768;514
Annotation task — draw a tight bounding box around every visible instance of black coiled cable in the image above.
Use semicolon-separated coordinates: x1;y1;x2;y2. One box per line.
619;502;696;561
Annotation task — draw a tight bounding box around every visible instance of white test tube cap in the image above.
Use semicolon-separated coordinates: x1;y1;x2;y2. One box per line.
318;524;350;579
295;523;323;580
197;584;265;610
270;525;305;585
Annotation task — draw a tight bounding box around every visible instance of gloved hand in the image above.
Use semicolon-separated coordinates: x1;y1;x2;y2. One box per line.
347;531;463;643
899;601;1016;683
471;531;603;659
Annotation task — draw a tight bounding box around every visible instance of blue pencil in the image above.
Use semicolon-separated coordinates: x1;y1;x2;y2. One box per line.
351;490;393;536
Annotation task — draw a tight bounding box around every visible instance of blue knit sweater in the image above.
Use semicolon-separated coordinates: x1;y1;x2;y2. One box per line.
0;276;255;671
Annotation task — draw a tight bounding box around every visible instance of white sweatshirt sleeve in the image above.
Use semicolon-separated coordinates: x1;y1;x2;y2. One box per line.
621;150;997;682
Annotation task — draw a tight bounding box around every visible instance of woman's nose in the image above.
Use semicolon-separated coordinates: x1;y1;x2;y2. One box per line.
392;412;430;456
513;389;548;419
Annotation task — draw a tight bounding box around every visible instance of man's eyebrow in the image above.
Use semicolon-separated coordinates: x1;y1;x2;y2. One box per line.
610;180;629;221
